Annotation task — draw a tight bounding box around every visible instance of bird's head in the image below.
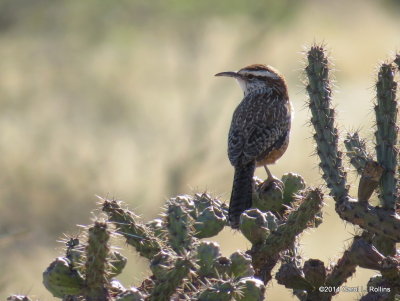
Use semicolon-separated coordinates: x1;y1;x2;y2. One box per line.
215;64;284;96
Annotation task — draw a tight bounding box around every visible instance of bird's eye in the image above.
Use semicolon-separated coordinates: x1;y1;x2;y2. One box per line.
247;74;254;79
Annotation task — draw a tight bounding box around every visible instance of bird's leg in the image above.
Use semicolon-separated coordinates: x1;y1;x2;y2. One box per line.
261;165;278;190
264;165;273;179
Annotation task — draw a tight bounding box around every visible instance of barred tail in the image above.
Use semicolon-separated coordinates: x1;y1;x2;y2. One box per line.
229;161;256;229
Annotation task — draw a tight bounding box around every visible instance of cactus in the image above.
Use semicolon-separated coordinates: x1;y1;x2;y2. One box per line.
11;44;400;301
306;44;400;300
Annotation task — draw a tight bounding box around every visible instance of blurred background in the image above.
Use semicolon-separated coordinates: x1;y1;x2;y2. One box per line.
0;0;399;300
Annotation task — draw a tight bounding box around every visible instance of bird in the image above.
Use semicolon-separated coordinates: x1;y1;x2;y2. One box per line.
215;64;292;229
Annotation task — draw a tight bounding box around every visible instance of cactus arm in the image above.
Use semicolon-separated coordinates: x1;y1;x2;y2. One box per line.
276;236;390;301
344;133;384;203
373;63;399;256
325;236;381;290
166;201;194;254
336;200;400;241
373;63;399;255
344;132;371;174
375;63;398;211
102;199;162;259
251;188;323;283
84;222;110;301
306;45;349;204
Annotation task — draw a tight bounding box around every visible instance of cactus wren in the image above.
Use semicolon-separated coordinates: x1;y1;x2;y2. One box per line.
215;64;291;229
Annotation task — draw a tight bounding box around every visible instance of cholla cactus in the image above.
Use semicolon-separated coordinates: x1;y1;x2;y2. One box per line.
305;44;400;300
11;44;400;301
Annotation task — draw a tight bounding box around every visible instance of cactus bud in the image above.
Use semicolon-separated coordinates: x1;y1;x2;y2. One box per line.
230;251;255;278
303;259;326;287
236;277;265;301
170;195;195;214
196;241;221;277
264;211;279;231
214;256;232;275
239;209;270;245
282;173;306;204
253;178;284;212
194;206;226;238
193;193;214;213
43;257;84;298
366;275;384;290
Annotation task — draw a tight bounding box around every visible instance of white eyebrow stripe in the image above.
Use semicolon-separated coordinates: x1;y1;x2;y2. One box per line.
242;70;279;79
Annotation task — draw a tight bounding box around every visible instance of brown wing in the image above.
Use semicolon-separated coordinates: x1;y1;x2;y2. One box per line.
228;91;290;167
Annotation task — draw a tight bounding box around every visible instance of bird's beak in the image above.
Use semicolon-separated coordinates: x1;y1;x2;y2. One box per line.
214;71;240;78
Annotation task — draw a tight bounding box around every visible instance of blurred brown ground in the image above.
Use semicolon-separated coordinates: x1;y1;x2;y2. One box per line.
0;0;399;299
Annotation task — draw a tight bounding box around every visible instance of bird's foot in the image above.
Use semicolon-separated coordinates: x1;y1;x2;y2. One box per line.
260;174;280;191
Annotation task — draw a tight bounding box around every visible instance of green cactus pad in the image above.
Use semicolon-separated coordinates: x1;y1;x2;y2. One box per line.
253;178;284;212
42;257;84;298
194;206;226;238
196;241;221;277
282;173;306;204
166;201;193;254
239;208;270;245
230;251;255;278
236;277;265;301
214;256;232;275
